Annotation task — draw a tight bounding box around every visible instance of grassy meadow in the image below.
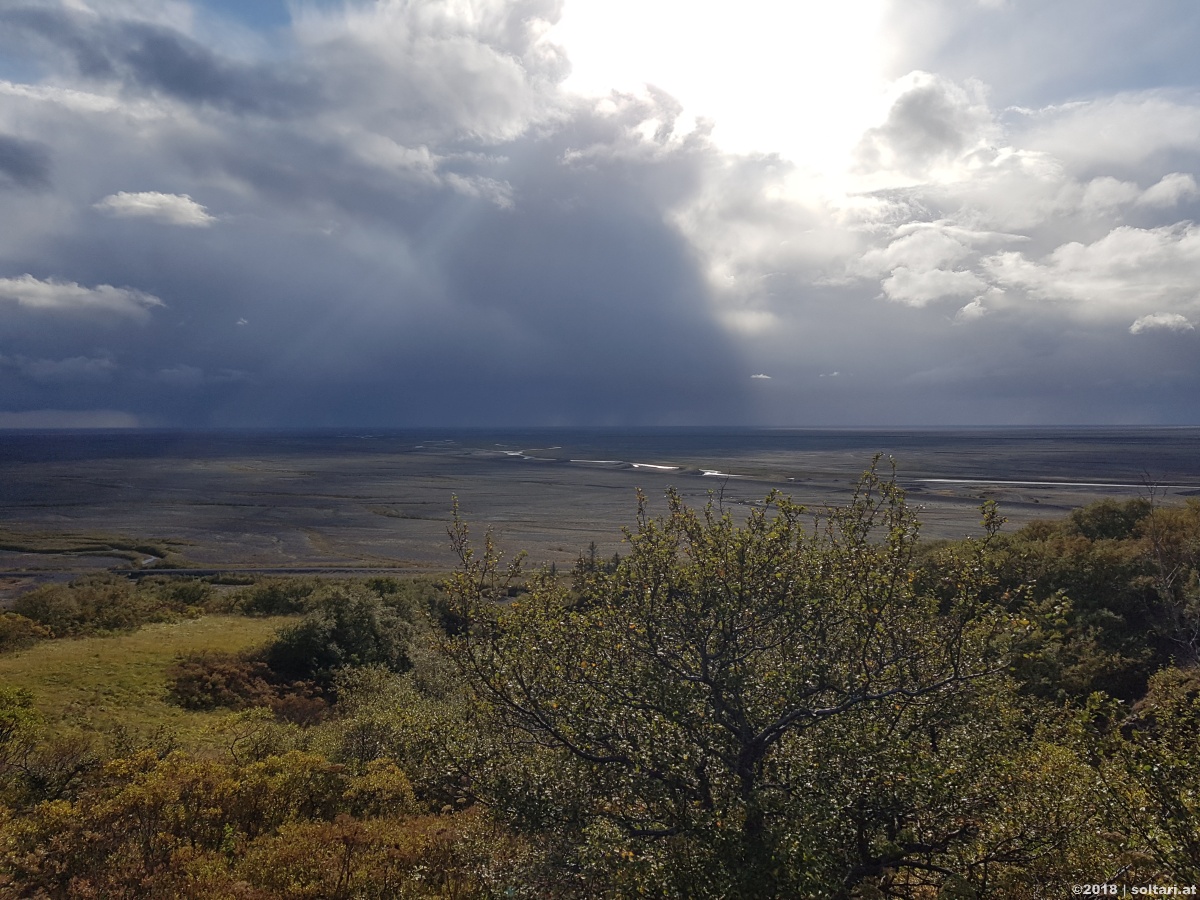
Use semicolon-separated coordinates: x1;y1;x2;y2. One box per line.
0;614;290;739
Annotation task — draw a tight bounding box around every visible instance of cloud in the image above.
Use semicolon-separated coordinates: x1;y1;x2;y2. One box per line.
880;2;1200;113
0;1;748;426
1020;93;1200;171
855;71;997;180
116;21;316;115
0;6;317;117
1080;176;1140;214
149;364;250;389
750;373;771;379
834;73;1200;342
0;274;164;318
857;225;971;276
983;224;1200;318
1130;312;1195;334
1138;173;1199;208
292;0;569;143
881;266;987;306
0;1;1198;427
94;190;215;226
0;134;52;189
0;79;122;114
955;295;989;322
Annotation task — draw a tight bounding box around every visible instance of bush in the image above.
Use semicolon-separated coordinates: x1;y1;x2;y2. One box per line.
160;578;215;608
264;588;418;689
0;744;518;900
166;652;329;725
166;652;279;711
237;578;323;616
1069;497;1154;540
0;613;51;654
11;575;181;636
969;496;1200;702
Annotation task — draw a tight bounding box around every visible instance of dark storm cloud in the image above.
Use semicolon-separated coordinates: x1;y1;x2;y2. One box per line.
117;22;316;115
0;3;745;427
0;133;50;189
0;6;119;80
0;5;316;116
194;104;746;426
0;0;1198;427
404;134;742;425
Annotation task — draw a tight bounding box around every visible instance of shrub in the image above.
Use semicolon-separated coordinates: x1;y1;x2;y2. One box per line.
237;578;323;616
166;652;329;725
11;575;180;636
166;652;278;711
0;613;51;654
160;578;215;608
264;589;418;689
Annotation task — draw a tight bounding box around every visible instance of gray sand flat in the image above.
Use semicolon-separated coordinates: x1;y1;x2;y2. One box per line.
1;430;1196;587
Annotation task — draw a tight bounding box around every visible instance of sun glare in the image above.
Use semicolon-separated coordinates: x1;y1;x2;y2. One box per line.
548;0;890;179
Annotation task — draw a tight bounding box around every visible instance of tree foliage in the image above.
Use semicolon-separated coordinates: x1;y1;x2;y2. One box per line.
974;497;1200;701
444;464;1092;896
264;587;420;689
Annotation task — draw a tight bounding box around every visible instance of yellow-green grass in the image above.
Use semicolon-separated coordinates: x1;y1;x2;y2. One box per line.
0;615;291;743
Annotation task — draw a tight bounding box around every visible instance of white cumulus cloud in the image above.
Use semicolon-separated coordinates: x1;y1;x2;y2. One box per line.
94;191;216;227
0;275;164;318
1138;173;1200;208
881;266;987;306
983;223;1200;317
1130;312;1195;334
1080;176;1141;214
955;296;989;322
1021;93;1200;171
855;71;999;184
856;224;974;276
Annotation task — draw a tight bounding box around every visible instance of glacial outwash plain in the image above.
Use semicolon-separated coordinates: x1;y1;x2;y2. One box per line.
2;426;1197;593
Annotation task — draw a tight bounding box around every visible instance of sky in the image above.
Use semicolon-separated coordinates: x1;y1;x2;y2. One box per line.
0;0;1198;428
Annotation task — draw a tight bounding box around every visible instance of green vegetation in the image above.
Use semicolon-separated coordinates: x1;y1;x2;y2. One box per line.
956;495;1200;702
2;468;1200;896
0;615;288;736
0;525;189;567
8;574;209;644
264;587;420;688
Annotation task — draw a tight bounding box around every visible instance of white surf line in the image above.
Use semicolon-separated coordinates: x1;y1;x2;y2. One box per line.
702;470;746;478
918;478;1175;489
632;463;680;470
